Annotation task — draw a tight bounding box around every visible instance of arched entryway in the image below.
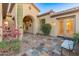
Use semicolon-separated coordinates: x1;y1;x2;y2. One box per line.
23;16;33;34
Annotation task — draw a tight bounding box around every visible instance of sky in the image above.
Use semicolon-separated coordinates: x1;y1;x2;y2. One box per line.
35;3;79;14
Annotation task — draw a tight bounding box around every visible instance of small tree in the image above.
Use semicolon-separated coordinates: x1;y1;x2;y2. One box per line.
41;23;52;35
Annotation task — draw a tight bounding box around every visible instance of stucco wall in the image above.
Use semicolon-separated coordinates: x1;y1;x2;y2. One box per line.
75;12;79;33
17;4;23;40
22;3;40;34
38;11;79;37
0;4;2;41
2;3;79;38
51;11;79;36
8;4;79;37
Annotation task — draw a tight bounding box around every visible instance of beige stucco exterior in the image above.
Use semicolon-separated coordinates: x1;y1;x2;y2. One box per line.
38;7;79;37
0;3;79;41
0;4;2;42
50;11;79;37
22;4;40;34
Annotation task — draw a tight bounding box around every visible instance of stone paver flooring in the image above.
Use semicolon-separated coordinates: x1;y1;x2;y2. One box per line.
17;33;78;56
17;33;65;56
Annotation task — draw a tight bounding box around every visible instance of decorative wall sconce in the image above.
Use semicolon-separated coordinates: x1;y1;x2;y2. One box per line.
53;22;56;26
51;21;56;26
20;26;23;29
4;21;8;27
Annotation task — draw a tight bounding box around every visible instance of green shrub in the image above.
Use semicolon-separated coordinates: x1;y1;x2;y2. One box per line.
11;40;20;52
73;33;79;47
0;40;20;53
0;41;8;49
41;23;52;35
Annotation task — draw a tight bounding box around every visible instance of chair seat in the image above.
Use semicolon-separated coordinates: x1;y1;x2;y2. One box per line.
61;40;74;50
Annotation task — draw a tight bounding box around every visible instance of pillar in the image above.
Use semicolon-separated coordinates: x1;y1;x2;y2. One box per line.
15;4;18;29
17;4;23;40
0;4;2;42
75;14;79;33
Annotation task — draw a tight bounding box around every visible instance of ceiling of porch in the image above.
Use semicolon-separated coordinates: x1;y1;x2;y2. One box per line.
2;3;15;19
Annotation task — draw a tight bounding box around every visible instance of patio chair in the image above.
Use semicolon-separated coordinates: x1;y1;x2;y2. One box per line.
61;40;74;56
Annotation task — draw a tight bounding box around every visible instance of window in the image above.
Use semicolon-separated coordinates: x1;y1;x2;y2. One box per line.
41;19;45;24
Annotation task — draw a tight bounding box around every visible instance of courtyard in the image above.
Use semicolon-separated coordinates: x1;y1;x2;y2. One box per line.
0;33;79;56
0;3;79;56
17;33;77;56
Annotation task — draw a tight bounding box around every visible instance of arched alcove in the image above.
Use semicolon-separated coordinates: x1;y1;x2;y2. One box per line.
23;16;33;34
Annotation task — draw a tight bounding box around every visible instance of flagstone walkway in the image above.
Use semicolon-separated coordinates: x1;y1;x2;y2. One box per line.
17;33;65;56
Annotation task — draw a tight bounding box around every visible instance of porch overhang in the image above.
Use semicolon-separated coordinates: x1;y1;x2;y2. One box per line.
51;7;79;18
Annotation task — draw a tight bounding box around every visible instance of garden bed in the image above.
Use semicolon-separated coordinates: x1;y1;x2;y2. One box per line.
0;40;20;56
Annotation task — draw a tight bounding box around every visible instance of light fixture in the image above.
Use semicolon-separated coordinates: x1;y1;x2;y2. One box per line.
4;21;8;26
53;22;56;26
51;21;55;26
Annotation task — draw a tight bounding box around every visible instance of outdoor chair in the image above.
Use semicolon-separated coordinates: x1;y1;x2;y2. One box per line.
61;40;74;56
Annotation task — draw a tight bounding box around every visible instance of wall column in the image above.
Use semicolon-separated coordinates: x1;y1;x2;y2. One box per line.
17;4;23;40
15;4;18;29
75;13;79;33
0;4;2;42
